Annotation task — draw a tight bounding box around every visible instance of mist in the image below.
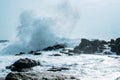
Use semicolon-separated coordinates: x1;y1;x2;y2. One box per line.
0;0;80;54
0;0;120;40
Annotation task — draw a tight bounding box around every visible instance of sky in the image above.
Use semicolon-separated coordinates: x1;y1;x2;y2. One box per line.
0;0;120;40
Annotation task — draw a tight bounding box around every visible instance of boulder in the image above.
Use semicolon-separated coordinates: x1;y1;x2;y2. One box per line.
5;72;80;80
110;38;120;55
73;38;107;54
6;58;40;72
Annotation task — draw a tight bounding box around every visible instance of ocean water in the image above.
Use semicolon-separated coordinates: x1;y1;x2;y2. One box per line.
0;48;120;80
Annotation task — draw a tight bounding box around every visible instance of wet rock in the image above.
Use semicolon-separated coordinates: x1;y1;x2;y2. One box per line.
28;51;42;55
6;58;40;72
5;72;79;80
34;52;42;55
5;72;38;80
28;50;35;54
47;66;70;72
110;38;120;55
73;38;107;54
43;44;66;51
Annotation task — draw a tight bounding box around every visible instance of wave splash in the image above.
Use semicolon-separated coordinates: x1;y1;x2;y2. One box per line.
1;1;79;55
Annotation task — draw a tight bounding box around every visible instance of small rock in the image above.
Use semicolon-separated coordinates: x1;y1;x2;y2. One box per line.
47;66;70;72
15;52;25;56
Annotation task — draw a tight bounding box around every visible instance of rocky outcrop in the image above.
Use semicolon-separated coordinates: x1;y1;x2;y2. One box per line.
43;44;66;51
6;58;40;72
73;38;107;54
5;72;80;80
109;38;120;55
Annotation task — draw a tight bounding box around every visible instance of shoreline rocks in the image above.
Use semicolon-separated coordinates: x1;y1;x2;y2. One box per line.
73;38;120;55
6;58;40;72
73;38;107;54
5;72;80;80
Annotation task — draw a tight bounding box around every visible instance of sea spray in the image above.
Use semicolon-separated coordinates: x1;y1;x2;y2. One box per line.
0;0;79;55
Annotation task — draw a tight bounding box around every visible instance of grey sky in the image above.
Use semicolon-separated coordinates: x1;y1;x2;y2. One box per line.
0;0;120;40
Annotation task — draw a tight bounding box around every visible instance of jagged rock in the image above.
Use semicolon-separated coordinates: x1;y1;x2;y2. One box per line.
73;38;107;54
6;58;40;72
43;44;66;51
110;38;120;55
5;72;80;80
47;66;70;72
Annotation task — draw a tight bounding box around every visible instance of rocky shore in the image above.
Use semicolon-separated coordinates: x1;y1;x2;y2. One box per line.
4;58;79;80
2;38;120;80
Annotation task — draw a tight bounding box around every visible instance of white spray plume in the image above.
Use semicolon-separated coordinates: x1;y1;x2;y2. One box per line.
1;0;80;55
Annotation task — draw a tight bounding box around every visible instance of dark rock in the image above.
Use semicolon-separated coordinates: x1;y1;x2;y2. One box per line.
34;52;42;55
28;51;42;55
43;46;54;51
5;72;79;80
5;72;38;80
15;52;25;56
28;50;34;54
6;58;40;72
110;38;120;55
73;38;108;54
43;44;66;51
47;66;70;72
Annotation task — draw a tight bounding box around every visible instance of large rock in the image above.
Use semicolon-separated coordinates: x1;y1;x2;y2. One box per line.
5;72;80;80
6;58;40;72
43;44;66;51
110;38;120;55
73;38;107;54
